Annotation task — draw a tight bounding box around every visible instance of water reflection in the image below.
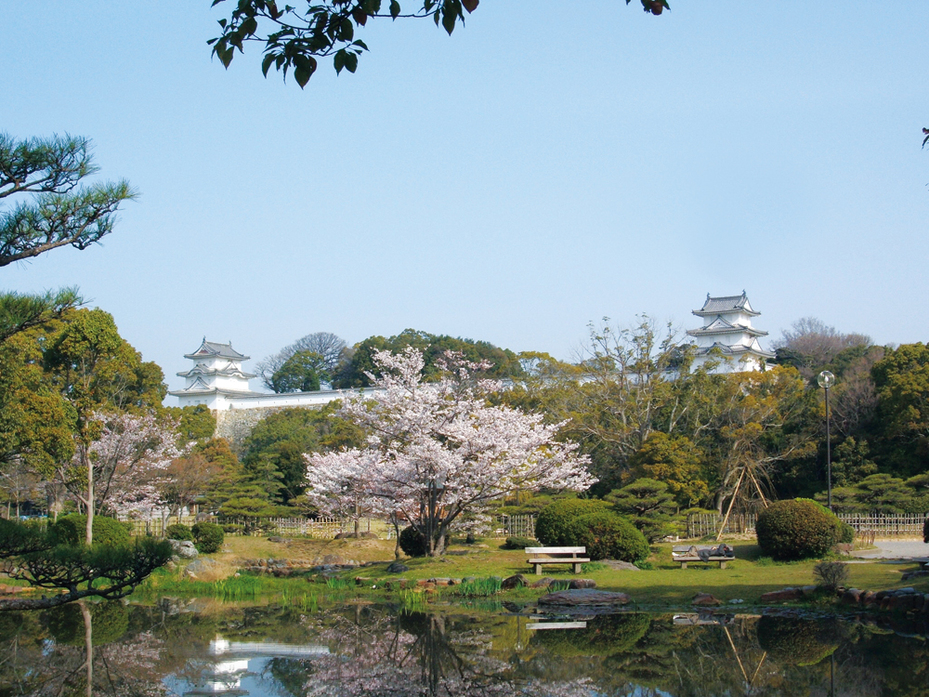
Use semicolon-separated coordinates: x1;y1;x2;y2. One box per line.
1;600;928;696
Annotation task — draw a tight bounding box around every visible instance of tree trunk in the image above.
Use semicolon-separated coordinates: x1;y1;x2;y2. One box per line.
85;455;94;546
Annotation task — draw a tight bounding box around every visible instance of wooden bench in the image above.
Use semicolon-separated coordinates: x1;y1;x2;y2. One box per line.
525;546;589;575
672;544;735;569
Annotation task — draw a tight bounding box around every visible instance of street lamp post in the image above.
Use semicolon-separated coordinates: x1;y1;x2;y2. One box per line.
818;370;835;511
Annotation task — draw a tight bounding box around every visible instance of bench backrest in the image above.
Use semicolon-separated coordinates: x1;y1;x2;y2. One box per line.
524;547;586;554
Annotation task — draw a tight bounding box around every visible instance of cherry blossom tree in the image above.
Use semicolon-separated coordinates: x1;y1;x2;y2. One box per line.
306;348;594;556
56;411;182;540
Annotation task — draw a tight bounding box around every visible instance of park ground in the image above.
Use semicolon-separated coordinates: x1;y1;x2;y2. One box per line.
135;535;929;609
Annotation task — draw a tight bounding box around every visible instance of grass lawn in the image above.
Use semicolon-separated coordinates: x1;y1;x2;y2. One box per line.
166;535;929;609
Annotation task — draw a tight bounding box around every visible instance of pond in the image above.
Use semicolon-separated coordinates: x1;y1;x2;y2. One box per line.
1;598;927;696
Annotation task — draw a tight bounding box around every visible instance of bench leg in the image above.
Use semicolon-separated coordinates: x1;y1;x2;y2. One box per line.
535;564;542;575
573;563;582;574
719;561;727;570
680;562;687;569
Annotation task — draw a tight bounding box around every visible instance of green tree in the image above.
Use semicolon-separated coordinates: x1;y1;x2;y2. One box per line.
242;404;364;504
0;326;74;488
564;316;691;492
256;331;346;389
0;518;170;611
872;343;929;477
0;132;135;268
163;404;217;444
605;478;677;543
708;366;818;514
331;329;523;388
628;432;708;508
270;350;328;393
41;309;166;544
830;437;877;488
824;473;916;514
209;1;667;87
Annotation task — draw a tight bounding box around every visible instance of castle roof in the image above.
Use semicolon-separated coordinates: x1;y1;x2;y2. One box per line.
184;338;249;361
692;291;759;318
687;315;768;338
177;366;257;380
694;342;776;360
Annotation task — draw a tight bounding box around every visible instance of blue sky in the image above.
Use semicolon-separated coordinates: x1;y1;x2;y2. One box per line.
2;3;927;395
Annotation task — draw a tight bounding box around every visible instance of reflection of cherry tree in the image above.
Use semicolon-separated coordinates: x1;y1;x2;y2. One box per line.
307;349;595;555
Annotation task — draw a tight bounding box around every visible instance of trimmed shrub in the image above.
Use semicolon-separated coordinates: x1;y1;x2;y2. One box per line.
923;517;929;544
398;526;435;557
502;536;537;550
756;499;843;561
191;522;225;553
49;515;131;547
165;523;193;541
535;498;610;547
797;497;854;544
564;511;650;563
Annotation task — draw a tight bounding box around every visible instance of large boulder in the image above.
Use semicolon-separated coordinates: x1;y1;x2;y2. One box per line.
168;539;198;560
184;558;223;580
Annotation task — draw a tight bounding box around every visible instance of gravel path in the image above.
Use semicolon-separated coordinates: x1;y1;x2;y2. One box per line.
851;540;929;560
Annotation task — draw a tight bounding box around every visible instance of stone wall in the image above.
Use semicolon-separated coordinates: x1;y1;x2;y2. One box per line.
214;404;324;452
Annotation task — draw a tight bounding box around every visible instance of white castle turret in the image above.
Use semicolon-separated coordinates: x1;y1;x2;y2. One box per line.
170;338;379;411
169;338;257;409
687;291;774;373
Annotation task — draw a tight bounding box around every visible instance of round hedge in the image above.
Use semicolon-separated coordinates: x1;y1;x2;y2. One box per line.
49;515;131;546
399;526;438;557
564;511;650;563
796;498;854;544
535;498;610;547
191;522;225;553
501;536;537;550
165;523;193;541
756;499;843;561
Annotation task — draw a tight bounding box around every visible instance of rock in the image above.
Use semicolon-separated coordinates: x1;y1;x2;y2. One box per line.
334;531;379;539
861;590;878;606
728;598;745;604
531;577;556;589
692;593;722;606
431;578;453;587
568;579;597;589
599;560;640;571
760;588;803;603
320;554;344;565
267;536;287;544
168;540;198;560
502;574;529;590
538;589;632;607
841;588;863;605
386;562;409;574
184;558;221;580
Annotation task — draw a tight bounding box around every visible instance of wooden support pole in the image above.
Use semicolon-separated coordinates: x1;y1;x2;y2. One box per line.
717;470;745;542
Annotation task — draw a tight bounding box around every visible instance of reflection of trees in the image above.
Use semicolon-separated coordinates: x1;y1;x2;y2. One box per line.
0;601;167;697
4;603;929;696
